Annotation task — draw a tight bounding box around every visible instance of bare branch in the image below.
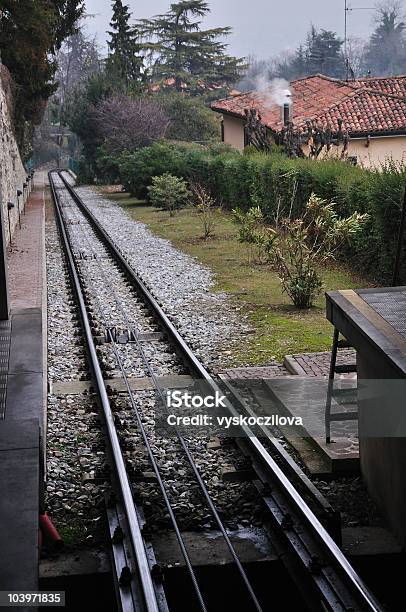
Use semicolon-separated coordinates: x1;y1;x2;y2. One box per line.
92;94;170;152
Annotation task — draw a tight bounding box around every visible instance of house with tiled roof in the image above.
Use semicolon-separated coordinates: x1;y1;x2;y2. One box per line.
211;74;406;166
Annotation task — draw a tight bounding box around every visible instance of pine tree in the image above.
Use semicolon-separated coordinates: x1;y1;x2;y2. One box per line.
276;45;308;80
0;0;84;153
106;0;143;88
139;0;245;93
306;26;345;78
274;26;345;80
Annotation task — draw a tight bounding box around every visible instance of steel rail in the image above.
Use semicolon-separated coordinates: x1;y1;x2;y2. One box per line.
57;173;262;612
49;172;160;612
218;374;341;542
55;183;209;612
58;171;384;612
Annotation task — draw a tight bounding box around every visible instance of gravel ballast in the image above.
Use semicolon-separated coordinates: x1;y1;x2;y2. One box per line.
46;197;109;546
45;174;264;548
75;184;250;371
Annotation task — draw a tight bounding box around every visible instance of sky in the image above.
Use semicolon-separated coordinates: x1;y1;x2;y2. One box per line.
84;0;378;59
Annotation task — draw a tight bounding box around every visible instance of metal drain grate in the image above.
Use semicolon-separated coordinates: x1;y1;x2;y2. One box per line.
361;290;406;338
0;320;11;419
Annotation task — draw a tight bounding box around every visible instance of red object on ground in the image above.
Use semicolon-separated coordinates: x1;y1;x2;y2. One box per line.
39;514;63;548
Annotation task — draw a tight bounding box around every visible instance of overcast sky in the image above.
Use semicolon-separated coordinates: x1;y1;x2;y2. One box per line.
84;0;378;59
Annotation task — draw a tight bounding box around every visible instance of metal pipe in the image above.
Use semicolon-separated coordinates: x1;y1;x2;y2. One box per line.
22;183;28;213
344;0;348;79
7;202;14;247
16;190;22;229
283;103;290;126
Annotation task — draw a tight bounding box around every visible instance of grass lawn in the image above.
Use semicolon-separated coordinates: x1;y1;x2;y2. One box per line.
101;190;371;365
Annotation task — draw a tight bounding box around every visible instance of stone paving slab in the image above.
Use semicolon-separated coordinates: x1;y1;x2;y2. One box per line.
223;351;359;475
0;419;40;594
0;172;47;600
224;351;357;380
284;349;356;378
8;173;46;311
223;361;290;379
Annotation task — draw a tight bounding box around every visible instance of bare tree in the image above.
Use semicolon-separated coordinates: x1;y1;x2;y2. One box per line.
374;0;405;22
244;111;349;160
92;95;170;152
346;36;367;79
278;119;350;160
362;0;406;75
55;25;101;120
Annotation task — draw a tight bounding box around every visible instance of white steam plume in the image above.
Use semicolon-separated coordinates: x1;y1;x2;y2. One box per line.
254;75;292;108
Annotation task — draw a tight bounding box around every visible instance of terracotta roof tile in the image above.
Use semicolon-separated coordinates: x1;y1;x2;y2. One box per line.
313;88;406;134
211;74;406;136
355;75;406;98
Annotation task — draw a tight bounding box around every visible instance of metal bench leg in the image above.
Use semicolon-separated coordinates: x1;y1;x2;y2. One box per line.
325;328;339;444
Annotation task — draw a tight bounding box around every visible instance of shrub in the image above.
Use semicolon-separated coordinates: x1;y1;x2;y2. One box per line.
232;206;273;264
191;183;220;239
161;95;220;142
269;194;369;308
119;142;184;197
106;141;406;284
365;160;406;281
76;159;96;185
96;146;125;184
148;173;190;215
234;194;368;308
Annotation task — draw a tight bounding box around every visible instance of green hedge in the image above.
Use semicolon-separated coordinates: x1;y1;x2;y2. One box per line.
103;142;406;283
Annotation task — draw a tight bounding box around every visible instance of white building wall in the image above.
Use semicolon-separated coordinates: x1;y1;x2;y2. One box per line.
221;111;406;169
222;115;245;151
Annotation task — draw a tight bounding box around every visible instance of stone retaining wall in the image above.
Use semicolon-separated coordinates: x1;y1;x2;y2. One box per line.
0;64;28;244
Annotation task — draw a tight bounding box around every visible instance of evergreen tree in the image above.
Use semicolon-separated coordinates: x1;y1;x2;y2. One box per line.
362;2;406;76
306;26;345;78
276;45;308;80
0;0;84;153
274;26;345;80
66;72;113;176
106;0;143;88
161;94;219;141
139;0;245;93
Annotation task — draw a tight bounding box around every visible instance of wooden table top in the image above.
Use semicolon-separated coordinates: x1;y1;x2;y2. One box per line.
326;287;406;377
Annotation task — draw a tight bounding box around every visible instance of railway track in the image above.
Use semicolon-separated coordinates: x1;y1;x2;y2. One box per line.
49;170;383;612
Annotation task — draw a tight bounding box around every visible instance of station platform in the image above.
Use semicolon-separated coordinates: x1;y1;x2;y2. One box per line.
0;172;47;601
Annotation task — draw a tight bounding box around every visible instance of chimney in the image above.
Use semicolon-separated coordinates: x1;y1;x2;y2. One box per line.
283;103;290;126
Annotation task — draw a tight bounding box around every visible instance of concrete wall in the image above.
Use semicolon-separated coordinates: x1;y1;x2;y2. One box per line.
0;65;28;245
357;352;406;549
314;135;406;168
347;135;406;168
222;115;245;151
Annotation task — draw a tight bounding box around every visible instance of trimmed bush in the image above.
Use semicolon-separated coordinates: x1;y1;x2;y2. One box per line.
109;142;405;283
147;173;190;215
